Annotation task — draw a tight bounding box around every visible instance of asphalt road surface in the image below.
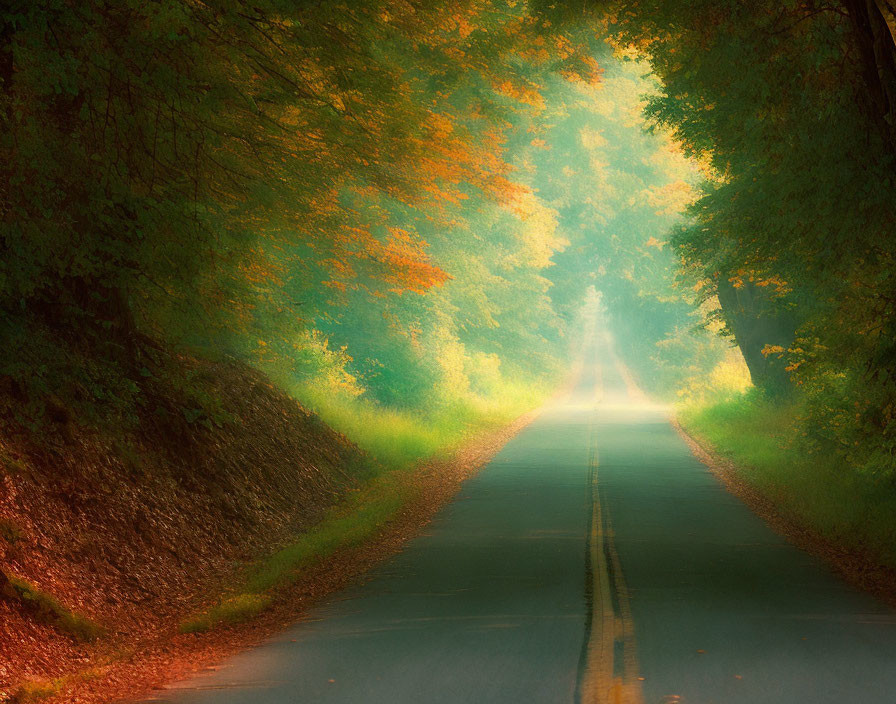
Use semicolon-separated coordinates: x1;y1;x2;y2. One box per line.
151;341;896;704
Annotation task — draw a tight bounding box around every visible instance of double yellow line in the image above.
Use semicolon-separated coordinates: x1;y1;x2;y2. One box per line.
578;364;644;704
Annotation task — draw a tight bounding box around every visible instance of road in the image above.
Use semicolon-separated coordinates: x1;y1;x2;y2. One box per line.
151;341;896;704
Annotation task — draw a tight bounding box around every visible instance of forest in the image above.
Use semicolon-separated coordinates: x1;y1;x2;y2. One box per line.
4;0;896;701
4;0;895;473
0;1;691;458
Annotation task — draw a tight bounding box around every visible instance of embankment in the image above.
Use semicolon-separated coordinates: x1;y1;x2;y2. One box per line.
0;357;371;702
0;350;550;703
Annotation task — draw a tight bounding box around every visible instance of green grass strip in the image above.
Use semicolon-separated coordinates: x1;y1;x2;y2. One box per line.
678;392;896;569
1;572;103;642
12;677;67;703
178;469;414;634
179;378;555;635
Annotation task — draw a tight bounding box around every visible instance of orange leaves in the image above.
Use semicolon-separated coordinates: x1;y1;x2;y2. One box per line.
375;228;450;295
553;34;575;60
486;174;528;203
455;16;475;40
239;249;284;287
428;112;455;140
559;55;604;86
390;110;523;210
231;0;602;320
729;270;791;293
316;218;448;297
321;257;357;281
492;78;545;109
754;275;789;292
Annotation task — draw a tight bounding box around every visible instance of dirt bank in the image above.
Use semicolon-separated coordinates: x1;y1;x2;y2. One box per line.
0;358;370;702
0;354;549;704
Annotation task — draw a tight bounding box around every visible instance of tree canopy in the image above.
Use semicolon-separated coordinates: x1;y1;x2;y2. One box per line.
4;0;895;473
576;0;896;471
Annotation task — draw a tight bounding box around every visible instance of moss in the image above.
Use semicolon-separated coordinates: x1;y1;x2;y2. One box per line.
12;678;66;703
179;593;270;633
1;572;104;642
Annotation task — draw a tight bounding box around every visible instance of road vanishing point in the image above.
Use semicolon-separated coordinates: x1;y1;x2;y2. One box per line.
150;340;896;704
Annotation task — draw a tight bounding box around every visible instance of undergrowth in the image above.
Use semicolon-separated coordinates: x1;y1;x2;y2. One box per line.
12;678;66;703
292;378;549;471
11;668;103;703
178;473;407;633
179;594;271;634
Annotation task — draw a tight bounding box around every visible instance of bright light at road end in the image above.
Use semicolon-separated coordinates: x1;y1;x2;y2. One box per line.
599;398;671;417
553;393;670;417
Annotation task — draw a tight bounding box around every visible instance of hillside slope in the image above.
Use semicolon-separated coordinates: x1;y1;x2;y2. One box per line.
0;358;372;701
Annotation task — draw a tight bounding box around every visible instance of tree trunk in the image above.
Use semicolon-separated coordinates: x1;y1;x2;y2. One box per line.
843;0;896;149
0;19;11;102
716;278;797;397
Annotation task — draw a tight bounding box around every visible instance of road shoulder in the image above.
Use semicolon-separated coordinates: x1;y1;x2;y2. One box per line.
671;415;896;609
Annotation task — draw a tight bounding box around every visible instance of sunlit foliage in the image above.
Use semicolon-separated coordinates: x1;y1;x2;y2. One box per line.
582;0;896;472
3;0;709;444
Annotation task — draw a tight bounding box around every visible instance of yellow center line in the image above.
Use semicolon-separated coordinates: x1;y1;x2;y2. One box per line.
606;505;645;704
579;356;644;704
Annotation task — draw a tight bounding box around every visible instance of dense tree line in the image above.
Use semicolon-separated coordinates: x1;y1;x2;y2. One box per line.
5;1;695;434
541;0;896;472
13;0;887;477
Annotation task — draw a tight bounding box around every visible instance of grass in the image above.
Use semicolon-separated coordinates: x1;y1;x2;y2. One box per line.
12;678;66;703
179;377;554;634
179;470;413;633
294;380;548;471
301;394;459;470
11;667;104;703
243;471;411;595
1;572;104;642
179;593;271;634
678;391;896;569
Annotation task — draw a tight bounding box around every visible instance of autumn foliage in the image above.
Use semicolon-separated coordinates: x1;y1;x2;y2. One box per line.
0;0;605;427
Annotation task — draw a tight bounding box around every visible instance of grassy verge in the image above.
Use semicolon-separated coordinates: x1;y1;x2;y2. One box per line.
294;380;549;471
180;378;553;633
179;468;415;633
1;572;103;642
678;391;896;569
12;677;66;703
11;667;104;703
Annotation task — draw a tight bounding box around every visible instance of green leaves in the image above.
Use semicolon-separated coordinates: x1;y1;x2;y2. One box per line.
594;0;896;471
